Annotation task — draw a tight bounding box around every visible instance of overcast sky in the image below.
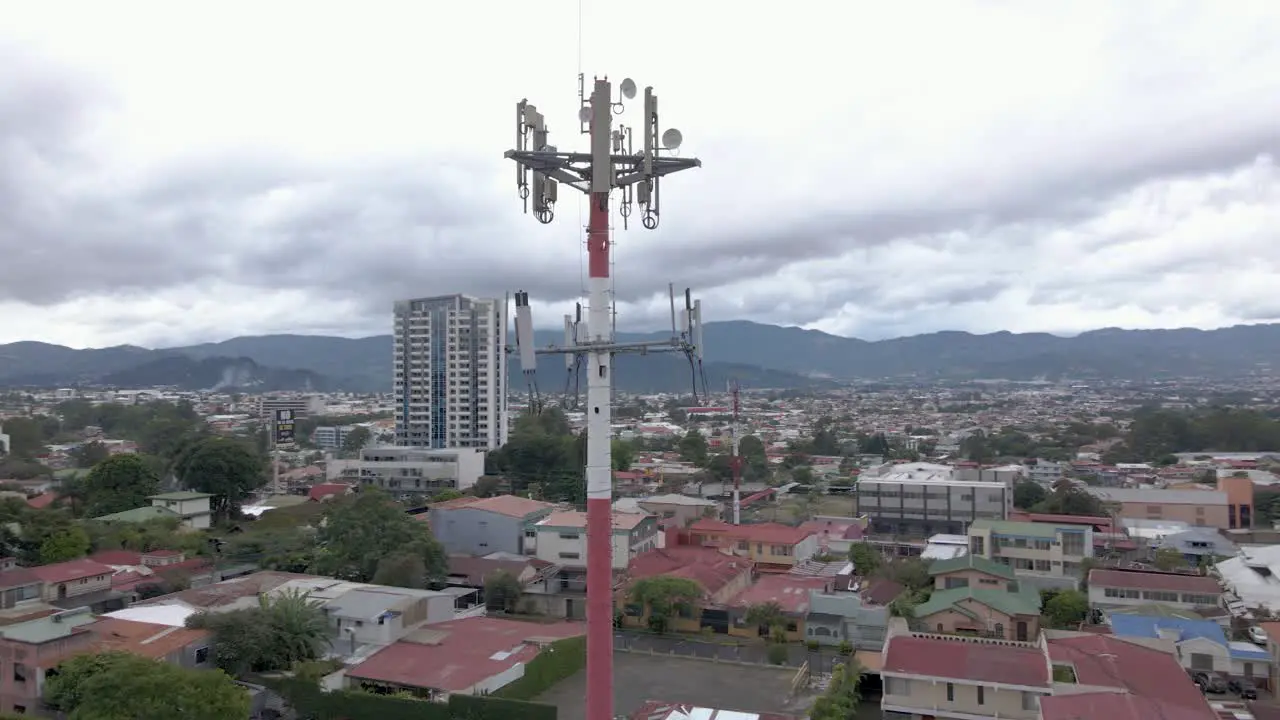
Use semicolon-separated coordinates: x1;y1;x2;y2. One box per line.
2;1;1279;349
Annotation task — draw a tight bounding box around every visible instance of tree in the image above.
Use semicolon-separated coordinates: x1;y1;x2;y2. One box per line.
70;441;110;469
187;589;330;676
175;437;265;521
1153;547;1187;571
310;488;446;584
0;417;47;459
1013;480;1047;510
882;558;931;593
1033;487;1107;517
848;543;882;576
791;466;815;485
745;601;788;643
809;660;862;720
372;553;428;588
45;651;249;720
612;439;636;471
629;576;702;633
485;570;524;613
83;454;161;518
40;525;90;564
340;426;371;457
1043;589;1089;629
678;432;709;467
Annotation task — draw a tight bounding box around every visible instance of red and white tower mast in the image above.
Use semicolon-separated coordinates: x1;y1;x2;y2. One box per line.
506;76;701;720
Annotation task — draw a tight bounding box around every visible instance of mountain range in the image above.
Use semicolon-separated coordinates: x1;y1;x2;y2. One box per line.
1;321;1277;393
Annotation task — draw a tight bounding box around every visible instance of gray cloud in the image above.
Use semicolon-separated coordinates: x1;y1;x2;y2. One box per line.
4;10;1280;348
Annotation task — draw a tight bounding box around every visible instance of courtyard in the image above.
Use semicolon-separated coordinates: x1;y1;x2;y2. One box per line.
536;651;807;720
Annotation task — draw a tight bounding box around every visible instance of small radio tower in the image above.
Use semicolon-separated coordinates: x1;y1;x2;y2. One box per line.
730;379;743;524
505;75;702;720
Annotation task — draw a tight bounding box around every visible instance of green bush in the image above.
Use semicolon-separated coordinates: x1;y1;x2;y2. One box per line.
837;641;853;655
766;644;790;665
494;635;586;701
805;640;820;652
451;694;556;720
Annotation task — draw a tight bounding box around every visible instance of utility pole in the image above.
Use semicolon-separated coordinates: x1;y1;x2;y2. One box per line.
506;75;702;720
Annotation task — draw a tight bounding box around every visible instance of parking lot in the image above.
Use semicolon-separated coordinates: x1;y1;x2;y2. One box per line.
535;651;807;720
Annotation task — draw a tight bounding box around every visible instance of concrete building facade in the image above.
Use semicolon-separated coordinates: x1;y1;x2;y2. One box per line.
393;294;508;450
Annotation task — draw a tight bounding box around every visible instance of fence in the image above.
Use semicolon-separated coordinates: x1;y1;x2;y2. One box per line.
791;661;810;695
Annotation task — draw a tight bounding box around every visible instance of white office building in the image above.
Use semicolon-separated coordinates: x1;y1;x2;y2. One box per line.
854;462;1016;537
393;294;508;450
326;446;487;493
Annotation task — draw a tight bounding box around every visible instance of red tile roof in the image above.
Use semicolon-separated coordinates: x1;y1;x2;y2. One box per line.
89;617;209;660
432;494;556;518
689;519;814;546
0;566;41;589
307;483;352;502
1088;568;1221;594
882;635;1050;688
1045;634;1214;719
728;575;830;614
1041;693;1214;720
30;558;114;585
347;617;584;692
26;492;59;510
622;547;751;599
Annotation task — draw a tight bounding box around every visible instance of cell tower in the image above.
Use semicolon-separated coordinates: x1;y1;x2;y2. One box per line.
505;75;702;720
730;379;743;525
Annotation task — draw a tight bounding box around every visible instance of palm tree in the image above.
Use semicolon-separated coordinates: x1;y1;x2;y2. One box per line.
261;589;331;665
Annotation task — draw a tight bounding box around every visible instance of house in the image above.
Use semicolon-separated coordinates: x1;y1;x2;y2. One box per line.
92;505;182;524
881;621;1216;720
1041;631;1218;720
0;608;99;715
0;559;44;610
687;519;818;573
344;616;584;699
924;554;1044;642
616;546;753;634
805;589;889;650
727;574;831;642
1159;527;1237;563
881;627;1051;719
1107;614;1271;683
148;491;215;529
319;587;455;648
1087;568;1223;612
443;554;554;611
615;493;720;528
427;495;556;556
797;516;867;556
87;616;212;669
29;558;120;611
534;511;659;620
307;483;353;502
966;518;1092;590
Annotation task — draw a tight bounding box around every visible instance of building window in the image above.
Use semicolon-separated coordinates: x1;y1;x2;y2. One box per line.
13;663;26;683
559;552;581;560
1190;653;1214;671
884;677;911;695
970;537;985;555
994;623;1004;637
946;683;954;701
977;686;985;705
1022;693;1040;711
195;647;210;664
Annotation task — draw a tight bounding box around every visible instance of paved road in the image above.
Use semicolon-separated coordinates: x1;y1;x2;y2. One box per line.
614;630;856;671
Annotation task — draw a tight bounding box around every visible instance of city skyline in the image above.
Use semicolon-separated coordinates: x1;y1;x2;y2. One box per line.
3;2;1279;348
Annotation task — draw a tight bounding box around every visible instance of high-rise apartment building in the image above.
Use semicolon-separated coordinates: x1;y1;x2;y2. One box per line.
393;294;508;450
